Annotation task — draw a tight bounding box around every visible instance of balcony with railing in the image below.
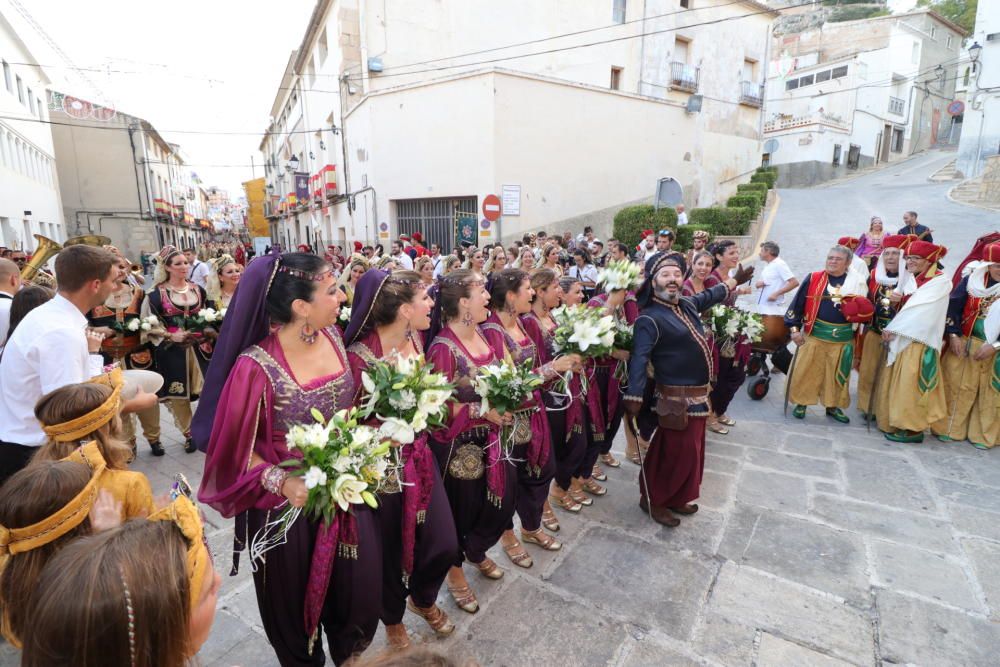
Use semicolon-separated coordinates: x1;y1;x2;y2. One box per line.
764;111;850;134
670;62;700;93
739;81;764;108
888;96;905;116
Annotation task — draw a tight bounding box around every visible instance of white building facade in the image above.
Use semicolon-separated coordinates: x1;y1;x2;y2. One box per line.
0;5;64;251
956;1;1000;180
262;0;776;252
764;10;965;187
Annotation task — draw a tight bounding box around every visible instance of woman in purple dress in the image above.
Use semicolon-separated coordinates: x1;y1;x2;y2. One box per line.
344;269;458;650
521;270;587;517
191;252;380;666
426;269;516;615
482;268;570;569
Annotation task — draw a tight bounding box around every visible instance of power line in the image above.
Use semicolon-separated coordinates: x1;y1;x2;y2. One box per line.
0;113;336;136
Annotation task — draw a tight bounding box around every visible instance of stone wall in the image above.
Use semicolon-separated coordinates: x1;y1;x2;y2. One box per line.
774;156;877;188
979;155;1000;204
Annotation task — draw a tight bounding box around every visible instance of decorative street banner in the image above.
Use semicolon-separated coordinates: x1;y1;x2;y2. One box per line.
455;210;477;247
294;172;310;205
242;177;269;239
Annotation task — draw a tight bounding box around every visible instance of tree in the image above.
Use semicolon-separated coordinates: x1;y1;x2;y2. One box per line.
917;0;977;34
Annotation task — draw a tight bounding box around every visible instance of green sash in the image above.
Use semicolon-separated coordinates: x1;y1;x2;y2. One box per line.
811;320;854;343
836;343;854;387
919;346;939;394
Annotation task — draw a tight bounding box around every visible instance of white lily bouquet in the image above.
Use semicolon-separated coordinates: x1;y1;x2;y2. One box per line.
282;407;392;521
183;307;225;334
596;259;641;292
473;359;544;454
359;353;454;446
337;305;352;328
550;304;616;395
114;314;162;335
709;305;763;357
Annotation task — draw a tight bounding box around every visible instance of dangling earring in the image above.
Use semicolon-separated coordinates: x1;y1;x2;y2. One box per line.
505;302;517;317
404;320;414;342
461;310;474;327
299;322;318;344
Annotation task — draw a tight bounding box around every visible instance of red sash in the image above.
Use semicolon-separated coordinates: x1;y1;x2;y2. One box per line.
961;296;983;338
802;271;828;335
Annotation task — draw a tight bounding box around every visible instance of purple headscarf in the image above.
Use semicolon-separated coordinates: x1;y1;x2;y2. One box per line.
343;269;390;346
191;249;281;452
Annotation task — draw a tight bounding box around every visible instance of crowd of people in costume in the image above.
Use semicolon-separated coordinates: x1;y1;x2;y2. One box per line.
0;212;995;666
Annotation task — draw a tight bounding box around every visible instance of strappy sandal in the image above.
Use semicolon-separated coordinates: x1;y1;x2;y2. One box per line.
406;600;456;636
475;557;504;580
626;449;642;465
501;538;533;569
600;453;621;468
542;503;561;531
592;464;608;481
521;528;562;551
718;415;736;426
447;582;479;614
707;421;730;435
582;479;607;496
569;486;593;506
385;623;411;649
549;493;582;513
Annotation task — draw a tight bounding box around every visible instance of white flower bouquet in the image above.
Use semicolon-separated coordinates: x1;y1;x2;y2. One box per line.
709;305;763;356
114;314;162;334
337;305;352;328
472;359;544;416
596;259;641;292
551;304;616;359
282;407;392;522
359;353;454;445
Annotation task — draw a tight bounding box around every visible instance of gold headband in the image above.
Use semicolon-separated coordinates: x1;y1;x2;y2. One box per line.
148;496;210;615
0;460;106;557
41;368;124;442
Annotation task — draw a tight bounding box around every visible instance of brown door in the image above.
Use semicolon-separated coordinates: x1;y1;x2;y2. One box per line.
881;125;892;162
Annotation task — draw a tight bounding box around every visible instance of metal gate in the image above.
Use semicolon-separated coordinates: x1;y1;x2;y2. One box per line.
395;197;477;254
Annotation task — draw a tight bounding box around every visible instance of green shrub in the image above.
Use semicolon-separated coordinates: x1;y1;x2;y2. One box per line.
689;207;753;236
726;196;761;219
750;172;776;188
675;224;713;251
612;205;678;249
736;182;768;195
756;166;778;176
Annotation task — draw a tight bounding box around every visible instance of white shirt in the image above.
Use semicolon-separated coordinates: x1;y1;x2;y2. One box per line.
756;257;795;315
0;292;12;347
677;212;689;226
431;255;444;278
188;260;211;290
393;252;414;270
567;264;600;285
0;294;104;446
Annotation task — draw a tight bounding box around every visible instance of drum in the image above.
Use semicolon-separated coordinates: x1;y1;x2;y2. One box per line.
760;315;789;349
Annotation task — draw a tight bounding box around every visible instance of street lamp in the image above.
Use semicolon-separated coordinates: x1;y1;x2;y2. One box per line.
285;154;300;172
969;42;983;64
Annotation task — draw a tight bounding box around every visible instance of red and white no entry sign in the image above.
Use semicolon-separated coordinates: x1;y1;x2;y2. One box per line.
482;194;502;222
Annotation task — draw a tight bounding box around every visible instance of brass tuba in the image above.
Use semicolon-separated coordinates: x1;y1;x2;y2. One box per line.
20;234;61;285
20;234;112;287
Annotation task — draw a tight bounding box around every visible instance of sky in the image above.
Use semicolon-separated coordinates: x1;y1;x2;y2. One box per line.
6;0;316;196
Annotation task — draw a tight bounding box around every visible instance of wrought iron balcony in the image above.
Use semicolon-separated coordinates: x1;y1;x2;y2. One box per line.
740;81;764;107
670;62;700;93
888;96;905;116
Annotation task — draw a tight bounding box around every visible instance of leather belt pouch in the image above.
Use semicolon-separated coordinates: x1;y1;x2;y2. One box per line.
655;394;688;431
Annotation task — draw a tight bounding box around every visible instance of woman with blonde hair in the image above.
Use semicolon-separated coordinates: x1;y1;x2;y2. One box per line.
205;254;242;310
338;254;370;305
414;255;436;285
439;254;461;277
21;497;221;667
33;372;155;519
482;246;509;278
462;247;486;273
513;247;536;271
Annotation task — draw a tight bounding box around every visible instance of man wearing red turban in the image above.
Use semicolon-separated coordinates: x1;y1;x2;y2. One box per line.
875;240;950;442
933;242;1000;448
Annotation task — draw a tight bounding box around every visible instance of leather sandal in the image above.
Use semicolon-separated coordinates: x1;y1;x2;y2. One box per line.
541;503;561;531
521;528;562;551
406;600;456;636
149;440;165;457
447;582;479;614
600;453;621;468
501;538;533;569
569;484;593;506
475;557;504;580
549;493;582;513
718;415;736;426
707;421;729;435
384;623;411;649
626;450;642;465
592;464;608;481
183;436;198;454
582;479;607;496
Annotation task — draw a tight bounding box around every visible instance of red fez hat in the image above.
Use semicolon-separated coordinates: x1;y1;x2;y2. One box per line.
399;234;410;241
412;231;423;243
881;234;908;250
983;242;1000;263
840;295;875;324
353;241;363;251
297;244;310;252
641;229;654;238
907;240;947;263
837;236;860;250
